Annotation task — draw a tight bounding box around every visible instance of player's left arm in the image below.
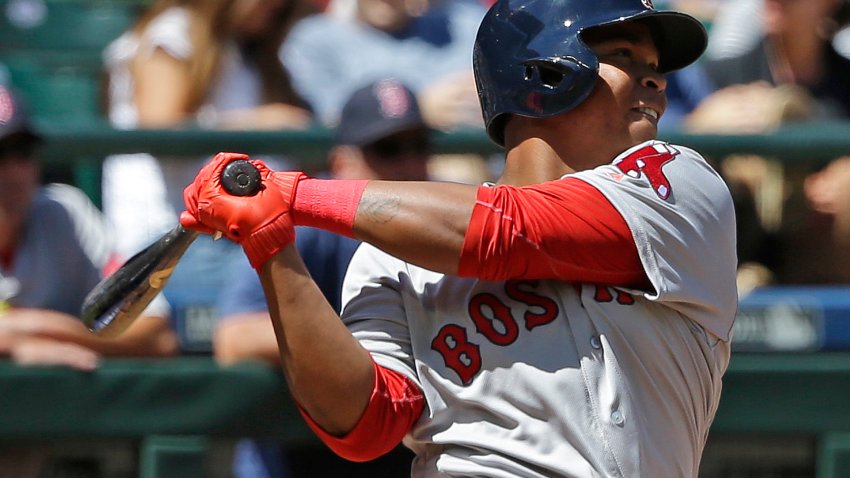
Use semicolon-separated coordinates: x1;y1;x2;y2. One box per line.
303;177;644;287
183;154;641;283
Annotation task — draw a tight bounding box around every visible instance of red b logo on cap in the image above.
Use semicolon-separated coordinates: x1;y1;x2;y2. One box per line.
0;87;15;126
641;0;654;9
374;79;410;119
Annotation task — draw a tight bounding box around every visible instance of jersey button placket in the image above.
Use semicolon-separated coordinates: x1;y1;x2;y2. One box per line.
590;335;602;350
611;409;625;427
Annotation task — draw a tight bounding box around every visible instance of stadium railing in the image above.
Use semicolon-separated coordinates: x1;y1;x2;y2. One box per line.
33;119;850;206
2;353;850;477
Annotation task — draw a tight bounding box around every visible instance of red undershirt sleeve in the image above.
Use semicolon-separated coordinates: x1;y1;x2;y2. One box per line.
458;177;649;289
298;361;425;462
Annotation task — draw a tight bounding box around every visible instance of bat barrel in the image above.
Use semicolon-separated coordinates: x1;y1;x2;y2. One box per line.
81;226;199;336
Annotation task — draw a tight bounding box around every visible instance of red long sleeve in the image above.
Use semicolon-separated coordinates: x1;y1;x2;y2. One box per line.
459;178;648;288
299;361;424;462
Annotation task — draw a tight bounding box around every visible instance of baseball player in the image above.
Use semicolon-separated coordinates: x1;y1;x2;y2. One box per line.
181;0;738;476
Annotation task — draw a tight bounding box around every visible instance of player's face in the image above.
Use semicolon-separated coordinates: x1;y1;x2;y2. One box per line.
536;21;666;166
763;0;837;37
0;135;39;230
360;129;431;181
357;0;421;33
230;0;288;40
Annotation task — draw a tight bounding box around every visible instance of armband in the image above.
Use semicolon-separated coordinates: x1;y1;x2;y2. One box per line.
291;178;368;237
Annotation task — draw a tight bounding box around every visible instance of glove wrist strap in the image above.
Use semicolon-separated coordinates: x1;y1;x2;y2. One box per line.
243;220;296;270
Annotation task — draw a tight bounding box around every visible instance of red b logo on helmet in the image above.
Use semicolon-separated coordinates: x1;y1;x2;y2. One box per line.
642;0;654;9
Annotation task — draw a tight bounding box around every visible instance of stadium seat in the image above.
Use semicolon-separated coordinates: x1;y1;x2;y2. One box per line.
2;52;104;122
0;0;142;52
0;0;149;123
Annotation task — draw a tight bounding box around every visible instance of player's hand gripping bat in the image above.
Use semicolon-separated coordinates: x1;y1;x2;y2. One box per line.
80;159;262;337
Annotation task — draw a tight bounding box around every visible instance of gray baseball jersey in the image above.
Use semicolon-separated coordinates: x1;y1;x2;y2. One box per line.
340;140;738;477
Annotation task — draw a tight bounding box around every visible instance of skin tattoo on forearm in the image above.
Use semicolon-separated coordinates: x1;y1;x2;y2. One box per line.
359;192;402;225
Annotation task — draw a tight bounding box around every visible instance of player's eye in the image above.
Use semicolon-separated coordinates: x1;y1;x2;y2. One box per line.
600;47;633;62
602;46;660;72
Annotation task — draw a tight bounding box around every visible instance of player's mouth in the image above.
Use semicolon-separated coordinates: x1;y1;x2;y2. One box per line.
632;106;660;122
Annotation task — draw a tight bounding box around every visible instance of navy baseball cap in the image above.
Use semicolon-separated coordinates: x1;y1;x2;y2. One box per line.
0;85;42;143
335;78;428;146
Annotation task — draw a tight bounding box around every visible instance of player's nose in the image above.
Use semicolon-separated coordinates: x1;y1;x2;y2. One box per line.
640;68;667;93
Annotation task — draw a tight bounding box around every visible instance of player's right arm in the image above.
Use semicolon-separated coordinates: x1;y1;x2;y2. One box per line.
255;245;425;459
258;245;376;435
182;164;423;454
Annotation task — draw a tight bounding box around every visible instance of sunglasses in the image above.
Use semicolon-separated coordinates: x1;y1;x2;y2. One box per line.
363;137;432;158
0;138;39;162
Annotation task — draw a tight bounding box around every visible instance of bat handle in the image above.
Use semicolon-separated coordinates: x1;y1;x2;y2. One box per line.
221;159;262;196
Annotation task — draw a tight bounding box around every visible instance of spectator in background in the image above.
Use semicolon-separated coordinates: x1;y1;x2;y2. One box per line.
763;146;850;285
701;0;764;61
790;156;850;283
0;87;178;478
280;0;487;131
688;0;850;130
0;85;178;371
657;63;716;132
703;0;850;61
215;78;429;478
101;0;318;351
658;0;850;133
684;0;850;289
102;0;316;260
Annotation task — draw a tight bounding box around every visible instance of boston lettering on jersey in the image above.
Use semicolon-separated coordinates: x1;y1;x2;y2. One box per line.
431;280;635;385
432;143;676;385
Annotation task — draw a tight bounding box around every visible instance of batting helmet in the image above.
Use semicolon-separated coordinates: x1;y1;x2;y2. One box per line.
473;0;708;145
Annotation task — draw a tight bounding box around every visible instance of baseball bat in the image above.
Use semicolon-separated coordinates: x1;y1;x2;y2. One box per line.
80;159;262;337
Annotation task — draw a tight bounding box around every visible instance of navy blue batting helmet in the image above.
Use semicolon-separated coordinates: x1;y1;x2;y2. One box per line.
473;0;708;146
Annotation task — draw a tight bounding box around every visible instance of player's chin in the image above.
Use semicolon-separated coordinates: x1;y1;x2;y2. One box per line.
629;120;659;144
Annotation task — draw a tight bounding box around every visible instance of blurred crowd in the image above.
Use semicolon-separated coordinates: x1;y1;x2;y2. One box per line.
2;0;850;476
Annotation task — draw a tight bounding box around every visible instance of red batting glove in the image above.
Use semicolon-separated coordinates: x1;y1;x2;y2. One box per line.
180;152;306;269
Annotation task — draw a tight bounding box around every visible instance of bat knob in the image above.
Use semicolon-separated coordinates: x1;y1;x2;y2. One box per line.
221;160;262;196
